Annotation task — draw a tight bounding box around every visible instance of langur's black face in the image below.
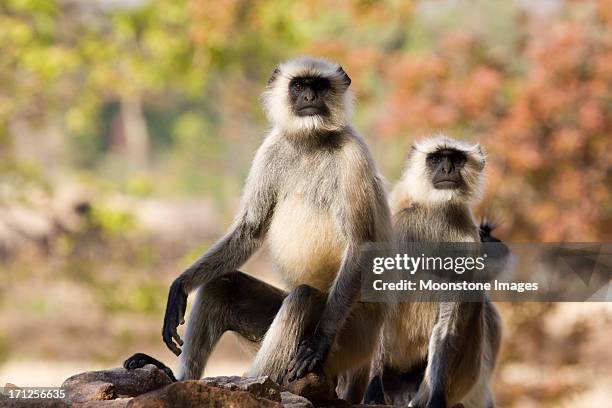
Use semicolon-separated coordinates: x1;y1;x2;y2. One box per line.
427;149;468;190
289;76;332;117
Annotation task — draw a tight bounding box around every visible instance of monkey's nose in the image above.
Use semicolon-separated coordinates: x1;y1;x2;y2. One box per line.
303;91;316;102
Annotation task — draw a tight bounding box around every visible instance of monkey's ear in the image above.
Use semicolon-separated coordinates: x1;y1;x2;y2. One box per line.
408;144;420;158
475;143;485;157
268;67;281;85
337;66;351;87
474;143;486;167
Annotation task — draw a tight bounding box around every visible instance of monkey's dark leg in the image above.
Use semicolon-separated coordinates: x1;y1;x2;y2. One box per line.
125;271;285;381
413;302;485;408
363;373;385;404
178;271;286;380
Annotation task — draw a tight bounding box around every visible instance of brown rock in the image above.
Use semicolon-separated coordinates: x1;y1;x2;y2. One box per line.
127;380;283;408
61;365;172;402
0;394;68;408
282;373;336;404
200;376;281;402
63;380;116;403
80;398;133;407
280;391;314;408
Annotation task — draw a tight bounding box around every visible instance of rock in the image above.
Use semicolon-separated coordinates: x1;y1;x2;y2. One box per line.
80;399;133;407
0;393;131;407
127;380;283;408
280;391;314;408
63;380;116;403
283;373;336;404
23;365;397;408
200;376;281;402
61;365;172;402
0;394;68;408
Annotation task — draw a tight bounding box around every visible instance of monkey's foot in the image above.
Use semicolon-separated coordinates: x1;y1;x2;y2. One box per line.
123;352;177;382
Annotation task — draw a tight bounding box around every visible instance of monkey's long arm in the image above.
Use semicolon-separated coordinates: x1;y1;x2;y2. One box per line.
162;146;278;355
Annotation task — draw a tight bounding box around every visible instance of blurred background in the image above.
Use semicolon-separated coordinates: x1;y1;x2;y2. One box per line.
0;0;610;406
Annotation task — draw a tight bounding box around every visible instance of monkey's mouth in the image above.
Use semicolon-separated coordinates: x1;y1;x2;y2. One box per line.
297;106;324;116
433;180;461;189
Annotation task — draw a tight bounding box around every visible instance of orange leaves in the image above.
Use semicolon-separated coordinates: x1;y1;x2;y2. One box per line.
187;0;239;48
578;100;605;132
372;30;507;139
551;128;582;156
368;2;610;241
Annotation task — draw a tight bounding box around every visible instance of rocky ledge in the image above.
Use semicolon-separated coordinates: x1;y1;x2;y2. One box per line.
0;366;390;407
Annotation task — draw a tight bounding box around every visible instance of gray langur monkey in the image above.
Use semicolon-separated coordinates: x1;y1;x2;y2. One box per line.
123;57;391;402
363;135;503;408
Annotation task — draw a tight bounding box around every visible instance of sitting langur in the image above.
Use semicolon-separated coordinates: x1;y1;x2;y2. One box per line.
364;136;502;408
124;57;391;400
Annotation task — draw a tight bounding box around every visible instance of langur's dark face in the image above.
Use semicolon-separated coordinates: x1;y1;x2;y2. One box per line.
289;76;332;117
427;149;468;190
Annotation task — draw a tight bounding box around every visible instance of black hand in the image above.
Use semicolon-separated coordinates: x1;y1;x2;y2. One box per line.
286;336;331;381
162;278;188;356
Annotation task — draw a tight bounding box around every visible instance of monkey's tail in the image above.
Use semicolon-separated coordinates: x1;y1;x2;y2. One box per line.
479;215;512;281
479;216;502;243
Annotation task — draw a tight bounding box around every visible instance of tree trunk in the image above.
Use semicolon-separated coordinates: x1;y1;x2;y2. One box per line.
120;94;149;170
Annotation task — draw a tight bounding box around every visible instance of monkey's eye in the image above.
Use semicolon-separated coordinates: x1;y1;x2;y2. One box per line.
294;83;303;91
427;155;441;165
452;155;467;167
312;78;331;92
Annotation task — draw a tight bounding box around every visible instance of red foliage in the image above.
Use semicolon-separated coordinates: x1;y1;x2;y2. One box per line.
367;1;611;241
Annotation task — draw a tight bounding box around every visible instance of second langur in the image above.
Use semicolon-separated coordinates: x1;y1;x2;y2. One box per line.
364;136;503;408
124;57;392;401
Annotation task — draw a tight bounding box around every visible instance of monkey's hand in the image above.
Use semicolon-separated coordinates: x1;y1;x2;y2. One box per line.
162;278;188;356
286;336;331;381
